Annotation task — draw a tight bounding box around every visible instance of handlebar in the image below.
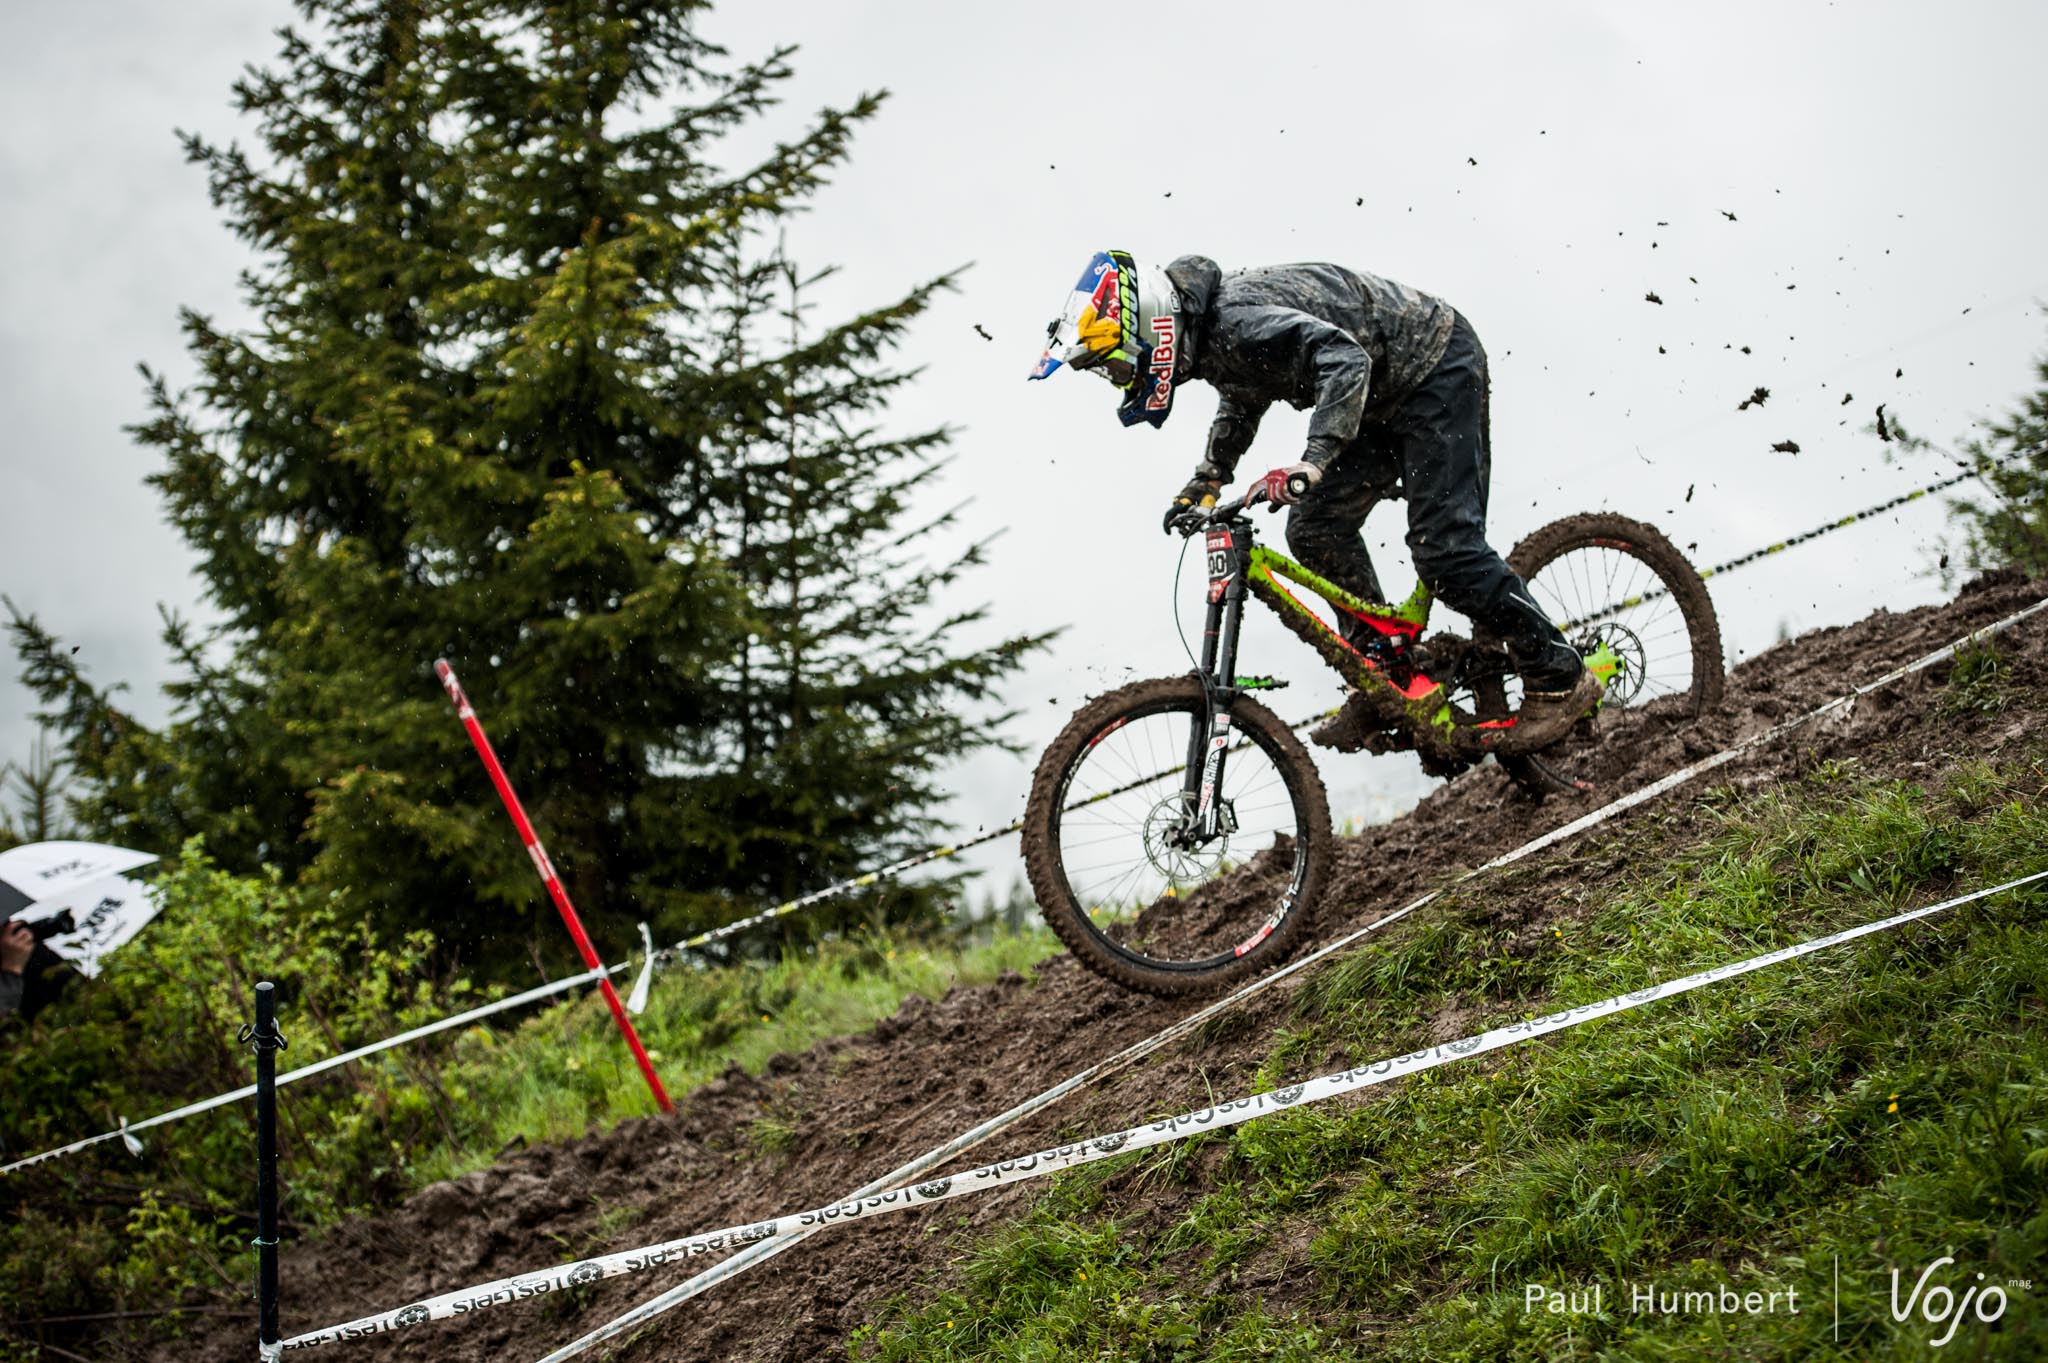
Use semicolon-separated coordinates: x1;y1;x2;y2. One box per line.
1175;492;1253;537
1182;472;1314;534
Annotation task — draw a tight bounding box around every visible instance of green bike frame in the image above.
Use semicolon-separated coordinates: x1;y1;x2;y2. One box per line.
1185;509;1619;818
1181;518;1454;846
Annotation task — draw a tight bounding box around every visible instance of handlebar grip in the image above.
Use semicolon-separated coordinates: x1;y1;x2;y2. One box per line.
1285;470;1314;501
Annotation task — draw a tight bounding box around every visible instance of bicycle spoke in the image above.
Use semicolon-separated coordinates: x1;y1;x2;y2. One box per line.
1048;698;1309;971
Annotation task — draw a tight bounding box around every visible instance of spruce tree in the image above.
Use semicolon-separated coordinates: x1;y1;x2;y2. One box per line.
0;728;75;850
1949;333;2048;577
13;0;1039;958
680;241;1043;932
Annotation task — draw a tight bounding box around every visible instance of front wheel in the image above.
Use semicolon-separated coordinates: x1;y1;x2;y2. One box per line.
1023;677;1332;996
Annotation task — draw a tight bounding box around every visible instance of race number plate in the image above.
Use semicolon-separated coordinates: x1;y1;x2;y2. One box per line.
1205;528;1235;604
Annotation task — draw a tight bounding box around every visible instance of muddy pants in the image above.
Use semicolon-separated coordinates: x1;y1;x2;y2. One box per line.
1283;313;1581;688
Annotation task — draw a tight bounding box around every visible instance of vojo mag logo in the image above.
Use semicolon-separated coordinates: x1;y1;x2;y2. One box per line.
1890;1255;2019;1347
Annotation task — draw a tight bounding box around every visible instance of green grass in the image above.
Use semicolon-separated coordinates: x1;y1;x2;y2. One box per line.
1939;641;2014;719
854;743;2048;1361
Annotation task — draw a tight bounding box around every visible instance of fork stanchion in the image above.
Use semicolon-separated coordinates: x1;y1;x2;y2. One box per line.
245;982;287;1360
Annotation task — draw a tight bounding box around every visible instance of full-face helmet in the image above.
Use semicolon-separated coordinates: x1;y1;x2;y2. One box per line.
1027;249;1182;428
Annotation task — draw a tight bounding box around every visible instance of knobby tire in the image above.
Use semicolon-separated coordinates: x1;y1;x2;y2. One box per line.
1023;677;1333;996
1499;513;1726;795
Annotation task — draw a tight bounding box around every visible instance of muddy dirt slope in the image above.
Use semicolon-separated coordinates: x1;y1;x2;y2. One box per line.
167;571;2047;1363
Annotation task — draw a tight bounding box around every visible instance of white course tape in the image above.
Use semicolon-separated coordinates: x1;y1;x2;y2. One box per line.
626;923;655;1017
525;886;1437;1363
542;886;1444;1362
283;868;2048;1353
528;1062;1137;1362
18;591;2034;1186
526;589;2048;1361
1;966;619;1176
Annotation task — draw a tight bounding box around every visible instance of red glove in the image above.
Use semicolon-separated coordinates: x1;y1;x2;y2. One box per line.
1246;462;1323;510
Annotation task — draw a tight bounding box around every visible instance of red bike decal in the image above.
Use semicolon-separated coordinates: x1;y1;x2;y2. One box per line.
1251;564;1442;701
1332;601;1422;641
1087;717;1129;748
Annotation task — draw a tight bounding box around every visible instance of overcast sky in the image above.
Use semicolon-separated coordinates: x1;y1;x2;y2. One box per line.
3;1;2045;903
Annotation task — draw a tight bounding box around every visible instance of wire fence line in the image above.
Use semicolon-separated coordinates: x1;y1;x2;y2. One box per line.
5;468;2039;1176
1560;444;2035;632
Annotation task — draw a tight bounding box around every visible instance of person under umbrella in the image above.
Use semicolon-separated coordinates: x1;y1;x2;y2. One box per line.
0;918;31;1017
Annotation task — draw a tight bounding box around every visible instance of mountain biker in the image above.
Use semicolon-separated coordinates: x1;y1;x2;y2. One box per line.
1028;249;1600;757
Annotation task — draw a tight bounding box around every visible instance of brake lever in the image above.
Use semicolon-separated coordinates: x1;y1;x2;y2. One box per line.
1206;494;1251;523
1174;492;1251;538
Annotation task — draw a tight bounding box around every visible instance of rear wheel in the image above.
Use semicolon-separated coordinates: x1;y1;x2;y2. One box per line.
1487;514;1725;795
1022;676;1332;996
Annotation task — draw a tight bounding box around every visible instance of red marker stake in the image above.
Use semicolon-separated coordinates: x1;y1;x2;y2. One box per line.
434;660;674;1114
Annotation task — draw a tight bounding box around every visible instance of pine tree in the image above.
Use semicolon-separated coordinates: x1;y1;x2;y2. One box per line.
676;240;1047;935
7;604;307;866
1950;334;2048;576
0;727;75;850
13;0;1039;958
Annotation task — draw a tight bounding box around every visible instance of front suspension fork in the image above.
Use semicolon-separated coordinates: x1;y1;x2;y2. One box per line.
1181;523;1251;840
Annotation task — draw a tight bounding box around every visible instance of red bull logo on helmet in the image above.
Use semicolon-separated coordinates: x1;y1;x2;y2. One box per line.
1147;315;1175;410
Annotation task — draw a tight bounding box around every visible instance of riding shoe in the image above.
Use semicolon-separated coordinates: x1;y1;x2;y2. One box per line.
1496;667;1605;756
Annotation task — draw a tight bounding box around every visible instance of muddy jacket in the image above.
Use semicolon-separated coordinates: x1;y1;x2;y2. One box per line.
1164;256;1456;477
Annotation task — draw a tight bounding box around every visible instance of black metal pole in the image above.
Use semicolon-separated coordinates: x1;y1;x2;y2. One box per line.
246;981;287;1357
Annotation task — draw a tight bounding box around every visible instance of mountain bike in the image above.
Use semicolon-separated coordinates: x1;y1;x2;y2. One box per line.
1022;481;1723;995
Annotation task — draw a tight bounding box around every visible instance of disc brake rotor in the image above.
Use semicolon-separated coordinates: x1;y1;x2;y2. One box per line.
1142;794;1230;883
1578;621;1649;706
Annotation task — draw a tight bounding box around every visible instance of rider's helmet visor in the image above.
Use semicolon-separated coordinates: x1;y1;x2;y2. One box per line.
1028;251;1136;386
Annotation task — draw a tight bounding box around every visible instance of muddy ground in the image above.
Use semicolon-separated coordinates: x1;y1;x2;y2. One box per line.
158;571;2047;1363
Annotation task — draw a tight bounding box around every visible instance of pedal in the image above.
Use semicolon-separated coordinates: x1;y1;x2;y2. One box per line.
1417;747;1470;779
1359;728;1414;756
1309;701;1370;752
1310;694;1410;755
1310;720;1368;753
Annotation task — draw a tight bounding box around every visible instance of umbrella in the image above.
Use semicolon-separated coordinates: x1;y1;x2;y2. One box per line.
0;840;161;978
